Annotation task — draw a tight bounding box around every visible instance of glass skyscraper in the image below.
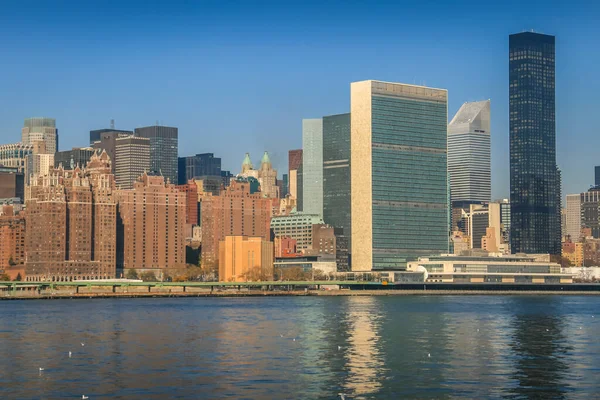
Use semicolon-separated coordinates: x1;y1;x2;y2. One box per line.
134;125;179;184
351;80;448;271
509;32;561;255
322;113;351;240
302;118;323;216
177;153;222;184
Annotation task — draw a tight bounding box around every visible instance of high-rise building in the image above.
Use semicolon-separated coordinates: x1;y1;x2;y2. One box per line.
114;136;151;189
177;153;222;185
448;100;491;205
0;143;33;175
258;151;278;198
322;113;351;242
91;130;133;173
565;194;582;241
134;125;178;184
218;236;274;282
595;166;600;188
351;80;448;270
200;179;272;268
580;189;600;238
488;199;511;253
288;149;302;200
0;205;25;274
22;117;57;154
302;119;323;216
176;181;199;226
54;147;96;170
469;204;489;249
90;128;133;146
281;174;288;198
116;172;186;272
24;151;117;281
509;32;561;255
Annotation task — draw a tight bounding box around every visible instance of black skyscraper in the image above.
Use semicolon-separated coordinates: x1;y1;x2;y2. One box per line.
177;153;222;184
509;32;561;255
134;125;178;184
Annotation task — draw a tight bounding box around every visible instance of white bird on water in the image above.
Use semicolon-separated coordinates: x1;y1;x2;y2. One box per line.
293;338;296;342
338;345;342;350
338;393;346;400
428;353;431;358
81;343;85;347
69;351;72;358
39;367;44;371
82;396;89;399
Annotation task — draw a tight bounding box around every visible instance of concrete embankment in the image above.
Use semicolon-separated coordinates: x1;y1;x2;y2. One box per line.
2;288;600;300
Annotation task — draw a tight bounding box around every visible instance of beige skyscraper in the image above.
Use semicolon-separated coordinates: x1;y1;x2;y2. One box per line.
258;151;278;198
565;194;582;241
21;117;57;154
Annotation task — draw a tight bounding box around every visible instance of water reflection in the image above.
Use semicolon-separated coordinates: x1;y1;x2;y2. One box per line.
341;296;384;398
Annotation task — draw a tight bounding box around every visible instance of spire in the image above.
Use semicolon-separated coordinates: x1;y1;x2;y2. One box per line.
260;151;271;166
242;153;253;168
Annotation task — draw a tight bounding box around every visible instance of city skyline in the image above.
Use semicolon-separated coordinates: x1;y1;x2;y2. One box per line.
1;1;599;200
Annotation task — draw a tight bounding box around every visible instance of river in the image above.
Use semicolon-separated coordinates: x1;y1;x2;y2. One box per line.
1;296;599;399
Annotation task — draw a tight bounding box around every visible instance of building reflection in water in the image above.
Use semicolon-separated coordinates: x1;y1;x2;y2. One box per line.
340;296;384;398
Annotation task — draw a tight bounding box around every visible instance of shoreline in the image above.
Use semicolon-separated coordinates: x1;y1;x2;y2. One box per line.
3;289;600;300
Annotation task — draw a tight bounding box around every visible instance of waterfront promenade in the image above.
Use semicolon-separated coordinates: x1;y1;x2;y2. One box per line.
2;281;600;299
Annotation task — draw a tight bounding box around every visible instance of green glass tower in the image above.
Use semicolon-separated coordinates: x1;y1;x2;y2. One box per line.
350;80;448;271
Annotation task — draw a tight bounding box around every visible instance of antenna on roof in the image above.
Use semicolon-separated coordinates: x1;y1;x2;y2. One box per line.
110;119;115;129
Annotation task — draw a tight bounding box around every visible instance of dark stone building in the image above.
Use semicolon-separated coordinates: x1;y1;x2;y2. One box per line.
134;125;179;184
178;153;221;184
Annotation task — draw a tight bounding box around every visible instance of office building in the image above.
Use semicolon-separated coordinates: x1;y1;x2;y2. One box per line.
270;213;325;253
469;204;489;249
580;189;600;238
281;174;288;198
200;179;272;267
302;119;323;216
221;170;233;187
114;136;151;189
296;164;303;211
22;117;57;154
25;151;117;282
90;128;133;146
0;167;24;201
0;143;33;174
323;113;351;238
565;193;582;241
488;199;511;253
218;236;273;282
351;80;448;270
178;153;222;185
117;172;186;272
509;32;561;255
54;147;96;170
448;100;491;204
595;166;600;188
134;125;178;184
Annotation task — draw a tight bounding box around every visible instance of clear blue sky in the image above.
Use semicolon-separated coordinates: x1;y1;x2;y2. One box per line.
0;0;598;199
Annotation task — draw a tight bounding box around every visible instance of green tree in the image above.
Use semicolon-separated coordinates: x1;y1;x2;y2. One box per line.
0;273;10;282
8;256;16;266
140;271;157;282
125;269;139;280
13;273;22;281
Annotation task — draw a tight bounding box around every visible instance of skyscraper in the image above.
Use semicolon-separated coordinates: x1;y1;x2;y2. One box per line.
54;147;96;170
322;113;351;266
288;149;302;200
134;125;178;184
595;166;600;188
178;153;222;184
351;80;448;271
565;194;582;241
509;32;561;255
89;129;133;146
302;119;323;216
114;136;151;189
22;117;57;154
448;100;491;204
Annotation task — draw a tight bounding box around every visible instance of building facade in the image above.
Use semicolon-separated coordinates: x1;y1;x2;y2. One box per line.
0;143;33;174
566;193;582;241
257;151;278;198
90;129;133;146
0;167;24;201
54;147;96;170
24;151;117;281
0;206;25;274
580;189;600;238
302;119;323;216
200;179;272;267
218;236;274;282
91;130;134;174
114;136;151;189
322;113;351;255
270;213;325;253
351;80;448;271
288;149;302;199
177;153;222;185
134;125;178;184
448;100;491;205
509;32;561;255
22;117;57;154
117;173;185;272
